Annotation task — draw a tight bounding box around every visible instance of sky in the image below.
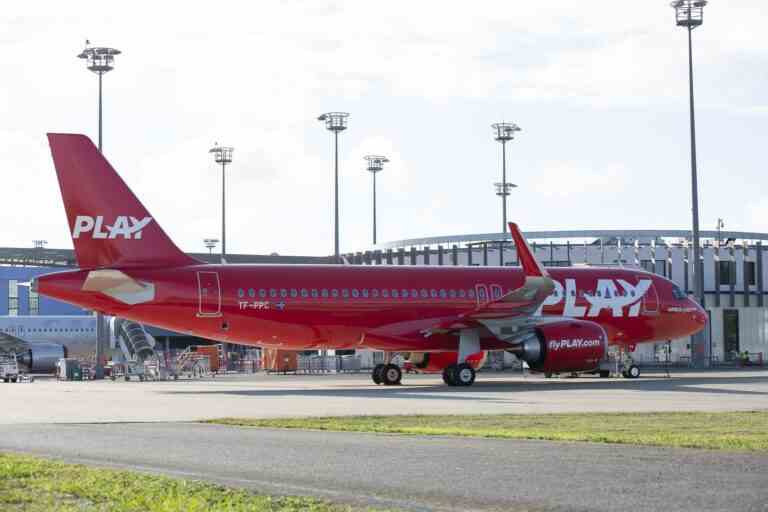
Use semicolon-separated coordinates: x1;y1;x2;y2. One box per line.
1;1;766;256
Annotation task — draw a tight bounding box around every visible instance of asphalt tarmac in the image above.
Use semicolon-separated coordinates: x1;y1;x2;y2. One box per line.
1;422;766;512
3;370;768;424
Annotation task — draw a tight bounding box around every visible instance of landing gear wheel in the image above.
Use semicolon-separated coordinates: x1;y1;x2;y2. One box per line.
10;376;17;383
442;365;458;386
382;364;402;386
626;365;640;379
454;363;476;387
599;370;610;378
372;364;385;385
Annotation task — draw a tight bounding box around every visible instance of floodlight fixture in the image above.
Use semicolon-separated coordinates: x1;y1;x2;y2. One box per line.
204;238;220;255
671;0;708;28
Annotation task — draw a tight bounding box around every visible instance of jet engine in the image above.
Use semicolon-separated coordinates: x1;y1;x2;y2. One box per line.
17;343;67;373
406;351;487;373
509;320;607;373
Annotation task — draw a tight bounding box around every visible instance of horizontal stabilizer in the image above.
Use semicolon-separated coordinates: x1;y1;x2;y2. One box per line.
82;269;155;305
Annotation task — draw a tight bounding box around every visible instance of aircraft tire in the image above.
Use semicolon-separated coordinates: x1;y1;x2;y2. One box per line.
442;365;458;386
382;364;402;386
372;364;385;385
455;363;476;386
626;365;640;379
599;370;610;378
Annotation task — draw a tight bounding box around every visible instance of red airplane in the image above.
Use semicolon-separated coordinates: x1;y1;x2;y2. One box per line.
36;134;707;387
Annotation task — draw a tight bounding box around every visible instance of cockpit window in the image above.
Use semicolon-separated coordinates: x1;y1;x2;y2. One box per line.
672;285;687;300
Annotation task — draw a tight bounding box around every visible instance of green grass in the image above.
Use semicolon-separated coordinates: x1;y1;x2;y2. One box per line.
0;453;373;512
207;411;768;452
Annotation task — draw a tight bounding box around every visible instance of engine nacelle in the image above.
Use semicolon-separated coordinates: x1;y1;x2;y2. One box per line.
515;320;607;374
17;343;67;372
406;351;487;373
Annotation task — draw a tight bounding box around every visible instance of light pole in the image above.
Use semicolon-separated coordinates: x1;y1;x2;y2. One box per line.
77;41;120;380
317;112;349;262
77;41;121;152
209;145;233;264
364;155;389;245
492;122;521;234
204;238;220;255
672;0;708;366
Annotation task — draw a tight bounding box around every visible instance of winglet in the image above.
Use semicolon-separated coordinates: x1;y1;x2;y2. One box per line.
509;223;547;277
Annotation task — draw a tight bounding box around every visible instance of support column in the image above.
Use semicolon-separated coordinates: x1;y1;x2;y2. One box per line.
757;242;764;307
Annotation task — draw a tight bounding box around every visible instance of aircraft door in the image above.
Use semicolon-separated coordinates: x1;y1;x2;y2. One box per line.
642;281;659;315
196;271;222;317
475;284;490;306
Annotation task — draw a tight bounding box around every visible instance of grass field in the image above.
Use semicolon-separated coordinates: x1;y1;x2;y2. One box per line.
0;453;368;512
208;411;768;452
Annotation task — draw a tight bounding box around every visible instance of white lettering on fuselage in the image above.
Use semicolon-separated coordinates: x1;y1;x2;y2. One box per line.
535;278;652;318
548;338;602;351
72;215;153;240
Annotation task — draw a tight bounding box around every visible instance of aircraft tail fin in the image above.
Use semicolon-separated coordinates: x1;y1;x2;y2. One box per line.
47;133;199;269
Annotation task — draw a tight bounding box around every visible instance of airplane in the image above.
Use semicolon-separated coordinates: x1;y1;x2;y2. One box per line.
35;133;707;387
0;316;96;372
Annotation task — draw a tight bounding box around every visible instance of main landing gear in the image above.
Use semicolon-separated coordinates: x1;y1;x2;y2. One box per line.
442;363;476;387
372;363;402;386
442;328;482;387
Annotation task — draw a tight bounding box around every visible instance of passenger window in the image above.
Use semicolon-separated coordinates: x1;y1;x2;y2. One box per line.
248;288;256;298
411;289;418;298
449;289;457;299
280;289;288;298
421;289;428;298
372;289;380;298
259;289;267;298
430;289;438;298
311;289;319;298
439;289;447;298
270;289;277;298
382;289;390;298
321;289;329;298
290;289;298;298
392;289;399;298
458;289;466;298
401;289;409;298
352;289;360;298
331;289;339;298
362;289;369;298
342;289;349;298
237;288;245;298
300;289;309;298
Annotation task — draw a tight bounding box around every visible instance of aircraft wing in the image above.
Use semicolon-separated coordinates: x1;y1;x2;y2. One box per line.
420;223;555;337
0;332;29;355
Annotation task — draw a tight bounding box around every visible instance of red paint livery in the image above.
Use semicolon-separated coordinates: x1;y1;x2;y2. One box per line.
36;134;707;386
